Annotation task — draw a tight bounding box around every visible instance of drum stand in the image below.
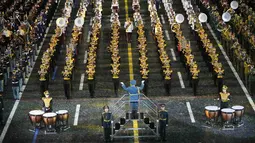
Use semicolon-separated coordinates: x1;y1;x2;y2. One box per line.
29;122;43;132
205;117;218;127
234;117;244;127
222;120;234;130
44;125;57;134
58;120;70;131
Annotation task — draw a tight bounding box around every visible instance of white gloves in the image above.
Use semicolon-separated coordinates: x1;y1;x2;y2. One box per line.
141;80;145;84
120;82;124;85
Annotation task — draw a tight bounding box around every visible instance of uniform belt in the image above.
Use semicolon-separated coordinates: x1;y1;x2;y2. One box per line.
104;120;111;122
221;100;228;102
129;94;138;96
159;118;167;120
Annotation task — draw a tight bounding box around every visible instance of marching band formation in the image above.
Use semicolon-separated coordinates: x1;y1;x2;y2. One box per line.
0;0;253;141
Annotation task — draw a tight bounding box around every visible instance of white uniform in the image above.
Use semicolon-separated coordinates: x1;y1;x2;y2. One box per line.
124;21;134;33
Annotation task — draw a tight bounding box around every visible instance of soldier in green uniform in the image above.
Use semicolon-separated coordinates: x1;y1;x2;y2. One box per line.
158;104;168;141
101;105;112;142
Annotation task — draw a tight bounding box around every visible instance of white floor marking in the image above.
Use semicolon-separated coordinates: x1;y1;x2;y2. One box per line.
186;102;196;123
177;72;185;88
164;30;170;40
160;14;165;24
79;74;85;90
170;48;177;61
73;104;81;126
84;50;88;64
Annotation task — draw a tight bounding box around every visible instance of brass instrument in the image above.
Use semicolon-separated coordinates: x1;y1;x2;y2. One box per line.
171;23;180;33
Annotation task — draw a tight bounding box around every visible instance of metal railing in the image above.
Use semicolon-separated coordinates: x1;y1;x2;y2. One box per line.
110;94;159;140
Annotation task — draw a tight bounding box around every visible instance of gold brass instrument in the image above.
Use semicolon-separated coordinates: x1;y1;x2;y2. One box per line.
171;23;180;33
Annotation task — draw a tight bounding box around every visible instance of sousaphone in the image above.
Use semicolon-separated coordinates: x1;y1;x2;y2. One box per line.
56;17;67;28
75;17;84;28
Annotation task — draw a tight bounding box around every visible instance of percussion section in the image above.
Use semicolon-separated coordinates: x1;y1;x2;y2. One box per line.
204;105;245;130
28;109;71;134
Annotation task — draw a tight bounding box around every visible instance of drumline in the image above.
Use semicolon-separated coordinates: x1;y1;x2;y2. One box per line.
204;105;244;128
28;109;69;133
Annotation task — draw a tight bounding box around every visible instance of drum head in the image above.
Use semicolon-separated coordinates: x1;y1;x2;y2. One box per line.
232;105;244;110
205;106;220;111
56;110;68;114
43;112;57;117
221;108;235;113
29;110;44;115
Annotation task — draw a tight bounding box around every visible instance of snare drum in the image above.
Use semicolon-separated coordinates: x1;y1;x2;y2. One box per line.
43;112;57;126
56;110;69;121
205;106;220;119
221;108;235;122
29;110;44;127
232;105;244;117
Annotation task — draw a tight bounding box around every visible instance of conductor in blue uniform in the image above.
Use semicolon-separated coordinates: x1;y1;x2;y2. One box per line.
159;104;168;141
120;80;144;119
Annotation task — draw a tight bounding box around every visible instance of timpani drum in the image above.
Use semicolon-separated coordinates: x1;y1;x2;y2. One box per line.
43;112;57;132
29;110;44;129
56;110;69;130
205;106;220;126
221;108;235;129
232;105;244;126
56;110;69;121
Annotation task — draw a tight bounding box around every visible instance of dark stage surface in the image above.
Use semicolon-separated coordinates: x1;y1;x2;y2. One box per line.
0;0;255;143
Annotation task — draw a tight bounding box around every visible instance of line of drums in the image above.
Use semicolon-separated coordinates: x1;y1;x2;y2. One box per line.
28;110;70;134
205;105;244;130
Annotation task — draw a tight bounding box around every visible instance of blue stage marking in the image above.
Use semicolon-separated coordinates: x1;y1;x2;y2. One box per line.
32;128;39;143
52;66;58;80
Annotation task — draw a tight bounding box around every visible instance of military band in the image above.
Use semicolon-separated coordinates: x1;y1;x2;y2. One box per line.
136;15;149;96
148;3;174;96
201;0;255;96
86;1;102;98
62;3;86;99
109;7;120;97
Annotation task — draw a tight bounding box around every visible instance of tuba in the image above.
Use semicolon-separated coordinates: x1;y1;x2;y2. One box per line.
75;17;84;28
56;17;67;28
171;23;180;33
